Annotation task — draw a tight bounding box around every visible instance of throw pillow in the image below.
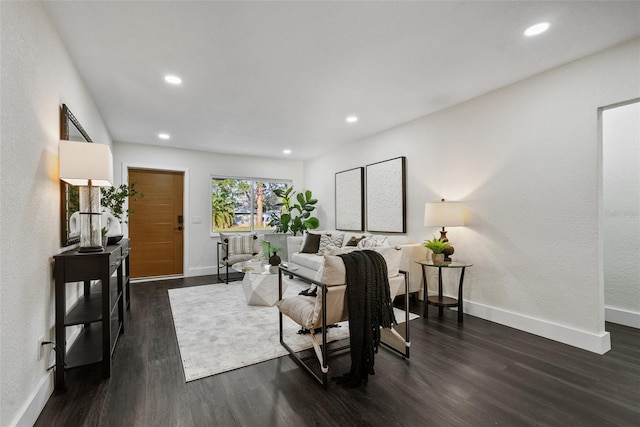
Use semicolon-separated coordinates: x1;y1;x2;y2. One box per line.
219;232;237;258
221;233;257;257
322;255;346;286
324;245;358;256
345;235;366;247
373;246;402;278
300;232;322;253
357;236;389;249
317;233;344;255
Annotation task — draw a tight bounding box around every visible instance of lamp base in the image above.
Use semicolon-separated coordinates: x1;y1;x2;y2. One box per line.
439;228;454;261
443;246;454;262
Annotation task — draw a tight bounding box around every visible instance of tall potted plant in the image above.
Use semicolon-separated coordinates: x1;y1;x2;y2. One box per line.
268;186;319;236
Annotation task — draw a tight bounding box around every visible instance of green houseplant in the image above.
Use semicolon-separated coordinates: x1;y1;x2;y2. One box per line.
268;187;320;236
100;182;143;223
423;236;450;262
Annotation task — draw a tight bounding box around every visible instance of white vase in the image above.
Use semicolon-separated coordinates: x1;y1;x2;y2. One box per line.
432;253;445;263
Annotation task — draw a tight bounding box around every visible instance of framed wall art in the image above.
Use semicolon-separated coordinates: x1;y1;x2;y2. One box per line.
365;156;406;233
335;167;364;231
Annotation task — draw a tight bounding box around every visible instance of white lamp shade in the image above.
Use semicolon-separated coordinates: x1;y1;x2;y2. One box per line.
424;201;464;227
59;140;113;186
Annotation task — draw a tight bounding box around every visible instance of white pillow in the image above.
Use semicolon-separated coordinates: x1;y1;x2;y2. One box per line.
374;246;402;278
357;235;389;249
324;245;358;256
317;233;345;255
322;255;347;286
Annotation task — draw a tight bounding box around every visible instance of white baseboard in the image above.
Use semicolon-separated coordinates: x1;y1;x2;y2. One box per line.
464;301;611;355
10;372;53;427
187;266;219;277
605;306;640;328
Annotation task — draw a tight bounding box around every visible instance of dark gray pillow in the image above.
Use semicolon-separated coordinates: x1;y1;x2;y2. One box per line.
300;233;322;253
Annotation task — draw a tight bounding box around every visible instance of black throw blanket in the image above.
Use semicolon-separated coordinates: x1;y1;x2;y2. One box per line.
335;250;397;387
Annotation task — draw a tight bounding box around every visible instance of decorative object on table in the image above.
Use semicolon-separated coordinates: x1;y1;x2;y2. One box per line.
100;182;143;243
268;245;282;266
59;140;113;252
268;186;319;236
424;199;465;261
261;240;281;265
100;182;143;223
101;227;109;248
335;167;364;231
365;157;406;233
423;236;450;263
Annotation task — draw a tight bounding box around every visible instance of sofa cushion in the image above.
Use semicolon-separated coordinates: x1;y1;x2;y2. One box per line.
225;253;255;266
276;295;315;329
291;252;324;271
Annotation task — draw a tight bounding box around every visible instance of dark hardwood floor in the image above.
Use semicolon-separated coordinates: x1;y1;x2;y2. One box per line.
36;275;640;427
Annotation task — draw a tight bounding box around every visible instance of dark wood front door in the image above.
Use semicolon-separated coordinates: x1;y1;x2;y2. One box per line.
128;169;184;278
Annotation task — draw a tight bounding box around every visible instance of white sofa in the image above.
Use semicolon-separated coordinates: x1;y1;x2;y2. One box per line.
287;231;426;296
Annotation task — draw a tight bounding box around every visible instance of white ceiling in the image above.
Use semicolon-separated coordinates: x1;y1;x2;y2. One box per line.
44;1;640;160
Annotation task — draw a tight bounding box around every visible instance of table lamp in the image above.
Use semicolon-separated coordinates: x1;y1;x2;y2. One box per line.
424;199;464;261
59;141;113;252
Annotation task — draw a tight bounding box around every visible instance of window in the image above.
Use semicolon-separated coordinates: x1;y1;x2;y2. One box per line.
211;177;289;234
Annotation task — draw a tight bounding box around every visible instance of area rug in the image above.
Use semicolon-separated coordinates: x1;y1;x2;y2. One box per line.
168;279;417;382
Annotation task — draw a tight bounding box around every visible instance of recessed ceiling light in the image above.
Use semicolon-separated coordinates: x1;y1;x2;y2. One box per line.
164;75;182;85
158;133;170;140
346;116;358;123
283;149;292;155
524;22;550;37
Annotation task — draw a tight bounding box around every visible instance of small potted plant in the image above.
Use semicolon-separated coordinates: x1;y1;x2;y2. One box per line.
423;236;450;263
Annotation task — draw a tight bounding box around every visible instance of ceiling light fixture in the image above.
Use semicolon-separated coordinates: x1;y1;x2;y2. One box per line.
346;116;358;123
158;133;170;140
524;22;550;37
283;149;292;155
164;75;182;85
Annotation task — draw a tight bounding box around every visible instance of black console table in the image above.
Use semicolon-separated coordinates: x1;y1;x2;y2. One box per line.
53;239;130;391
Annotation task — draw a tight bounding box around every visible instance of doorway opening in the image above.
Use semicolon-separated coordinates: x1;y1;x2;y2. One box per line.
600;98;640;330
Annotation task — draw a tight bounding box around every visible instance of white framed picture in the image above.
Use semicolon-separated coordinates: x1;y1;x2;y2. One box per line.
365;157;406;233
335;167;364;231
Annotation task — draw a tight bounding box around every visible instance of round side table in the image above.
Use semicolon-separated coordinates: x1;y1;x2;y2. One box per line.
415;260;473;323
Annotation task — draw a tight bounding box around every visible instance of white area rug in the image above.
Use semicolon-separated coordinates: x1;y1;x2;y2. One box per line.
168;279;417;382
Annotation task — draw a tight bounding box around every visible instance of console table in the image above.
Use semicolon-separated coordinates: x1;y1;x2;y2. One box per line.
416;260;472;323
53;239;130;391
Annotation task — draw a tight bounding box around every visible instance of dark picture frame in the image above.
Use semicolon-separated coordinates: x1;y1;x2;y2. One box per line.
60;104;93;246
365;156;406;233
335;167;364;231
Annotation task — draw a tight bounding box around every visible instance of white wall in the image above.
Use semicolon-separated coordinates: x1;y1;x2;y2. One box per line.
603;101;640;328
0;2;113;425
112;142;304;277
305;38;640;354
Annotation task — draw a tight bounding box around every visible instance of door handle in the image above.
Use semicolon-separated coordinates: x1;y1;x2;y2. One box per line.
175;226;183;231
